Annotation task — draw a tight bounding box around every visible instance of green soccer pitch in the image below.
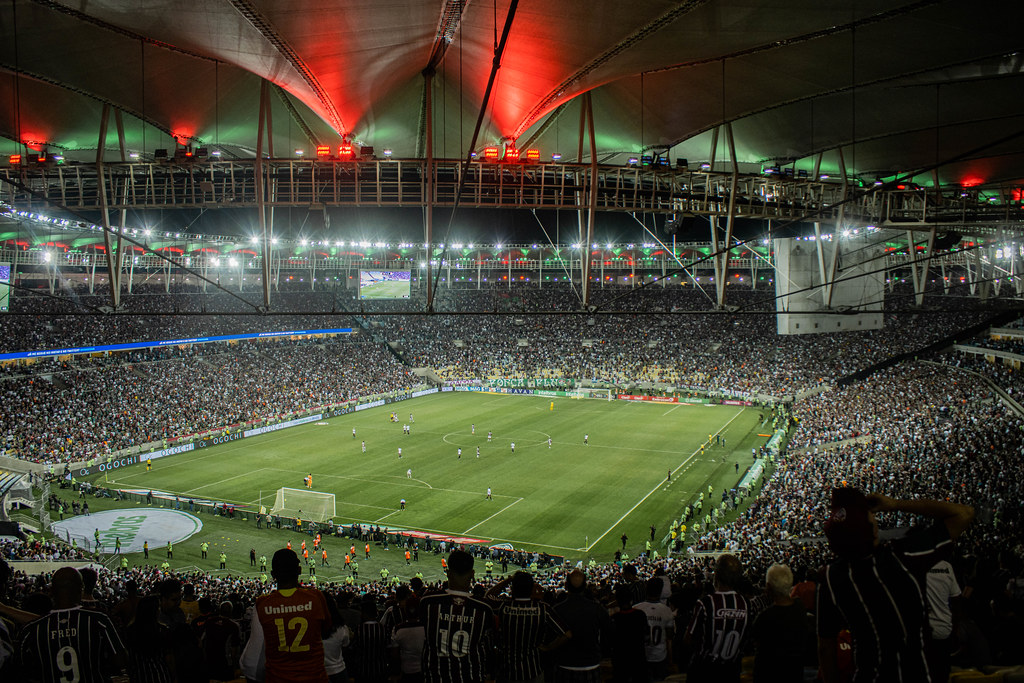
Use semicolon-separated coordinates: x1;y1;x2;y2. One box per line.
359;278;410;299
82;393;766;581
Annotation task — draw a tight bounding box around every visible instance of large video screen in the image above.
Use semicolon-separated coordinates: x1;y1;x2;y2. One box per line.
359;270;411;300
0;263;10;313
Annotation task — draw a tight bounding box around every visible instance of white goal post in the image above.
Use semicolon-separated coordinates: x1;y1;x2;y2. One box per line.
271;487;336;522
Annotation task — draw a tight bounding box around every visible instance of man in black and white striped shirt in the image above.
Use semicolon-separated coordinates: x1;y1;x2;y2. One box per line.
486;571;570;683
422;549;496;683
685;554;766;683
19;567;126;683
817;488;974;683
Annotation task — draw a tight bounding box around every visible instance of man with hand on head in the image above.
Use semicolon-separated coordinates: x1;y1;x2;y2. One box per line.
817;488;974;683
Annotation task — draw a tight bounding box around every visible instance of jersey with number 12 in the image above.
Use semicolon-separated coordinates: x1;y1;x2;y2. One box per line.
256;587;331;683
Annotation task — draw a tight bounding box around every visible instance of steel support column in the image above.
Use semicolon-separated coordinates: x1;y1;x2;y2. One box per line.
582;92;598;308
424;70;435;312
823;147;847;307
576;99;588;295
95;104;124;309
907;227;936;306
256;80;273;311
714;122;739;308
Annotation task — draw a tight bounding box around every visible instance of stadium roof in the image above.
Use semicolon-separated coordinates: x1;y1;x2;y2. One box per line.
2;0;1023;190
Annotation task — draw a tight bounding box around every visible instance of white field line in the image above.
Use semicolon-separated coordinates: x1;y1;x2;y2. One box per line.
463;497;524;534
112;428;313;483
261;467;516;499
662;404;683;416
375;510;402;523
585;408;746;552
321;515;581;553
183;468;268;495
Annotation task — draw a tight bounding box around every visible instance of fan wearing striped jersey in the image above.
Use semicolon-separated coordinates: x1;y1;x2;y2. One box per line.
684;554;767;683
421;550;496;683
817;489;974;683
18;567;126;683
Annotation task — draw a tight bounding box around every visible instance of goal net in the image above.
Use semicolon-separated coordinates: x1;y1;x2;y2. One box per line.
271;487;336;522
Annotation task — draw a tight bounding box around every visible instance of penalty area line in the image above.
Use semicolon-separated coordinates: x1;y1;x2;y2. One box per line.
462;498;524;535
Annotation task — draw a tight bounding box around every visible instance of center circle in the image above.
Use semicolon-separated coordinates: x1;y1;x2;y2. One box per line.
441;429;551;448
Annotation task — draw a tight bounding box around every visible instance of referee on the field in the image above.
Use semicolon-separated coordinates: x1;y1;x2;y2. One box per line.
19;567;126;682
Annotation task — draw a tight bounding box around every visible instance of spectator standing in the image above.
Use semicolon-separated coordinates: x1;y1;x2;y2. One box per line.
352;595;389;683
240;548;332;683
552;569;613;683
124;594;173;683
751;564;807;682
634;577;676;681
156;578;204;682
421;550;496;683
611;585;648;683
925;559;961;683
817;488;974;683
18;567;126;683
199;600;241;681
485;571;570;683
321;595;351;683
390;596;426;683
685;554;765;683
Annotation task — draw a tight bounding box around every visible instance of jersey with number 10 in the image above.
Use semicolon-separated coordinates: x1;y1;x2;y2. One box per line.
686;590;766;679
255;587;331;683
421;589;496;683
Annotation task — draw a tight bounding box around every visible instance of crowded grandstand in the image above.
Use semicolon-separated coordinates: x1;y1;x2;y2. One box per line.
4;0;1024;680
